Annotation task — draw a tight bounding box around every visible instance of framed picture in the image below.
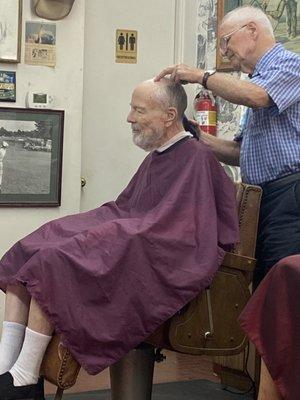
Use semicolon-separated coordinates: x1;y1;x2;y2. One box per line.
25;21;56;67
0;0;22;63
0;71;16;102
216;0;242;71
216;0;300;71
0;108;64;207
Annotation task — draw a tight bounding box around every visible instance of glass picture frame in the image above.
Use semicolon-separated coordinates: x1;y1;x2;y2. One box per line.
0;107;64;206
0;71;16;102
0;0;22;63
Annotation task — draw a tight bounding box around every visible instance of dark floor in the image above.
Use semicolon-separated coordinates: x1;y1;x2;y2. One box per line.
46;379;254;400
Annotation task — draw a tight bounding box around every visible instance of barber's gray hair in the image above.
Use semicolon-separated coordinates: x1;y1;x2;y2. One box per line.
222;5;274;37
153;79;187;120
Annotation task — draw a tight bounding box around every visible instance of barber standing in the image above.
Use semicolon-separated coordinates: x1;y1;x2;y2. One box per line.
156;5;300;289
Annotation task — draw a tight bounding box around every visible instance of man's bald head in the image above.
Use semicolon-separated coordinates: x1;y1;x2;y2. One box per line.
151;78;187;120
136;78;187;119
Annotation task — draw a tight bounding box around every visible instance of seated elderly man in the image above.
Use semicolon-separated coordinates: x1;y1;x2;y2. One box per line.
0;78;239;399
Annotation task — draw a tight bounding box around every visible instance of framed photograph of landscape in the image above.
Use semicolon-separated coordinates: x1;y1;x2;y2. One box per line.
0;108;64;206
216;0;300;71
0;0;22;63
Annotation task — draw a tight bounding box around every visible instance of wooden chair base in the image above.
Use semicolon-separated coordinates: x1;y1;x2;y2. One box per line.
54;387;64;400
110;346;156;400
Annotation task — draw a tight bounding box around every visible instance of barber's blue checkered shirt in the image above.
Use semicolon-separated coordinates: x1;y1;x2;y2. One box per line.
234;43;300;185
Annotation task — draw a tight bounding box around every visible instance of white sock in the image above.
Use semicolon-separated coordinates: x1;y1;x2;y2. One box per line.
0;321;25;374
10;327;52;386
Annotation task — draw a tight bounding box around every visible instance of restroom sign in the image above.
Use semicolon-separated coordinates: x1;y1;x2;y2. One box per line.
116;29;137;64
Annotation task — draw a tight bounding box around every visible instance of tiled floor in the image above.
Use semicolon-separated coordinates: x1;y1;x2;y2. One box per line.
47;380;254;400
45;351;219;395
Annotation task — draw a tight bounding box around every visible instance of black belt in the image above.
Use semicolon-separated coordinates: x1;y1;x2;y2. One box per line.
260;172;300;195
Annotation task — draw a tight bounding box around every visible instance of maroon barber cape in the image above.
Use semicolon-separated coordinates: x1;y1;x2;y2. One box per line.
0;138;239;374
240;255;300;400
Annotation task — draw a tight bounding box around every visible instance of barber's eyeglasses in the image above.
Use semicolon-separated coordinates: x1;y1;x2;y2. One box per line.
219;24;248;54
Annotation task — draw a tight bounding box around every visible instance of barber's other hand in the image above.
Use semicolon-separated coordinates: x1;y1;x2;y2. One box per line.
188;119;217;144
187;119;202;137
155;64;203;84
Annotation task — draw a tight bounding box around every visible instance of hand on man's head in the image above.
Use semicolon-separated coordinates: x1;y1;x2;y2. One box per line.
155;64;203;84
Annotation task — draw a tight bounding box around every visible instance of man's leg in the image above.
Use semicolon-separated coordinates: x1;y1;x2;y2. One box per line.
258;359;282;400
0;288;52;399
0;285;30;373
10;297;53;386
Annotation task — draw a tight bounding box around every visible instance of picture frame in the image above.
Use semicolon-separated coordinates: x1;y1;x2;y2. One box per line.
216;0;300;71
0;108;64;207
0;71;16;102
216;0;242;71
0;0;22;63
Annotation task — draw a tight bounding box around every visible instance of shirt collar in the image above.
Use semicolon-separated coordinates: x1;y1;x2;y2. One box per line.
251;43;284;78
156;131;192;153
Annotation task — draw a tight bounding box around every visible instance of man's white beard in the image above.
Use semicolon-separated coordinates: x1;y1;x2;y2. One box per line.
133;129;165;152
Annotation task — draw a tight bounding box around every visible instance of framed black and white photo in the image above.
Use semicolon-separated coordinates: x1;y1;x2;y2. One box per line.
0;108;64;206
0;0;22;63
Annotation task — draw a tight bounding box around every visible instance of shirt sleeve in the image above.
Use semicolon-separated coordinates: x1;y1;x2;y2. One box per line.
251;53;300;113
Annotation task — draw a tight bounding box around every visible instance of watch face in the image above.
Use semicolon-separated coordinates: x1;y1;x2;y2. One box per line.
206;69;216;75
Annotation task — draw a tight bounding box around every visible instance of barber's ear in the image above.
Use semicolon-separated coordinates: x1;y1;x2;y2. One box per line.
165;107;177;127
247;22;258;39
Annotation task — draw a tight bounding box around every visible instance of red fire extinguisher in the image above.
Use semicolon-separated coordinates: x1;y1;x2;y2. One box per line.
194;90;217;136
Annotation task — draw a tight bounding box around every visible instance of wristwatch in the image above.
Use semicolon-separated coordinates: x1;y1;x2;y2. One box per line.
202;69;216;89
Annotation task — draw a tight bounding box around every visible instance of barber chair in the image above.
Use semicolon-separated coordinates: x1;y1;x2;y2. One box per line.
41;182;261;400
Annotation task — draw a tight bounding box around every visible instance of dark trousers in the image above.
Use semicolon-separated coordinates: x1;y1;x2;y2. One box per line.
254;173;300;289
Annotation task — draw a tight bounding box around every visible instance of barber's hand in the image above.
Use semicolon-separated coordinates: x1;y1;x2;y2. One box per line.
187;119;202;137
188;119;217;144
155;64;203;84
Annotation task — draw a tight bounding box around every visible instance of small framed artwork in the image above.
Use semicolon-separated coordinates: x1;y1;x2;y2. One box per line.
0;71;16;102
25;21;56;67
0;108;64;206
0;0;22;63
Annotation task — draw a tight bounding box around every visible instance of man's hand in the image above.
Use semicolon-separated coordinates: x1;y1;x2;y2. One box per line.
155;64;203;84
188;119;216;142
187;119;202;136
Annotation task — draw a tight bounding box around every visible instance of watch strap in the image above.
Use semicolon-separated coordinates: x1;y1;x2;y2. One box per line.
202;71;215;89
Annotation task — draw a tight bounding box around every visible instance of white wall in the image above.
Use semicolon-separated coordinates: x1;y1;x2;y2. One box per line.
80;0;177;210
80;0;198;211
0;0;85;315
0;0;85;254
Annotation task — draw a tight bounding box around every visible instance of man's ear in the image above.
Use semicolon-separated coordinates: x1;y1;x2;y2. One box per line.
247;21;258;40
165;107;177;127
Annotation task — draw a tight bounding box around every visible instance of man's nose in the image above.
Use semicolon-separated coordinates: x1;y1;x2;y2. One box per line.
127;111;135;123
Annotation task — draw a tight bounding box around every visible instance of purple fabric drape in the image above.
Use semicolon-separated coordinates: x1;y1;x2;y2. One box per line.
0;138;239;374
240;255;300;400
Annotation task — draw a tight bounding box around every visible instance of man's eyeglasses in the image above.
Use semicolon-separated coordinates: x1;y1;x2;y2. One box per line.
219;24;248;54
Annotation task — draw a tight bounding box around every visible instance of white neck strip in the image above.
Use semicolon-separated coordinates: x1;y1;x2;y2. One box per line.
156;131;192;153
